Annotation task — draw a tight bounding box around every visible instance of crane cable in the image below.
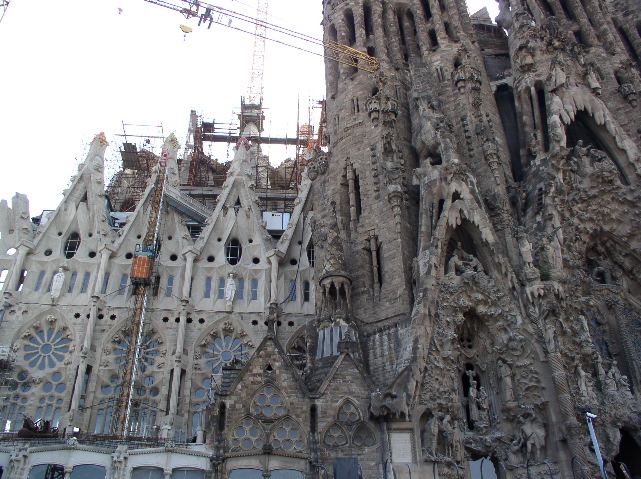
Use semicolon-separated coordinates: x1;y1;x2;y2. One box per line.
143;0;380;73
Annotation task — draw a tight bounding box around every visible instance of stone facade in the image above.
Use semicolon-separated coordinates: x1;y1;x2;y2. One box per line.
0;0;641;477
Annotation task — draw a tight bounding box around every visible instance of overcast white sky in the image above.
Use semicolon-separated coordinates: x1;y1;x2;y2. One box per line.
0;0;498;218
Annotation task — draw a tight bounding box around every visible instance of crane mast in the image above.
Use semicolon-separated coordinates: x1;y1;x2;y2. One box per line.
113;140;173;438
248;0;268;105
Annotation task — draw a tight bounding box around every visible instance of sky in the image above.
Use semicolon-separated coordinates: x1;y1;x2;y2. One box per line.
0;0;498;218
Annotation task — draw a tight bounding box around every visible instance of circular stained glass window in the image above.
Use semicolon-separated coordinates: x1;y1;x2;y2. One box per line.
23;329;70;370
52;372;63;382
204;335;249;374
114;335;159;373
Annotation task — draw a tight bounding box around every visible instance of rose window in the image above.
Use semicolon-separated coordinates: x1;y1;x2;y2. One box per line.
231;418;264;451
204;336;249;374
114;335;159;373
23;329;70;370
271;419;304;452
338;401;360;425
252;386;285;418
323;423;348;447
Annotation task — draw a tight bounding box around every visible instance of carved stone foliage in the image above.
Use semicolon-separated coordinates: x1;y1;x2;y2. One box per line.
417;274;545;463
306;148;329;181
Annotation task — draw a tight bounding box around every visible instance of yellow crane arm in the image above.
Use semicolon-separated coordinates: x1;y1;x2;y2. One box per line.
143;0;380;74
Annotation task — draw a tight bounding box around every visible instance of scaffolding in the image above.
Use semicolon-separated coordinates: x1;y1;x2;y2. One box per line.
106;123;165;213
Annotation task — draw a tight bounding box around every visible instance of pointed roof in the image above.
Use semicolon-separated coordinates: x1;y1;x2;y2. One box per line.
33;132;111;247
220;333;311;398
315;352;375;395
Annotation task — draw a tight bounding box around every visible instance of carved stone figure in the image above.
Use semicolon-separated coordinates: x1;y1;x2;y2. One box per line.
519;413;546;460
225;273;236;302
447;244;484;276
50;267;66;303
422;414;439;457
497;359;515;403
467;372;479;423
477;386;490;424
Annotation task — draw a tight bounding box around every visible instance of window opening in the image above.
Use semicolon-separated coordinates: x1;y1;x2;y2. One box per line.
118;274;129;295
444;22;456;41
428;29;438;48
64;232;81;259
226;238;242;265
288;280;297;301
536;87;550;152
204;277;212;299
101;273;109;295
218;278;226;299
80;272;90;293
238;278;245;300
165;276;173;297
420;0;432;21
16;270;26;291
364;3;374;37
397;10;409;61
35;271;45;292
0;269;7;290
538;0;555;16
494;84;523;181
67;272;77;294
303;281;310;302
345;9;357;46
354;174;363;219
307;242;315;266
251;279;258;300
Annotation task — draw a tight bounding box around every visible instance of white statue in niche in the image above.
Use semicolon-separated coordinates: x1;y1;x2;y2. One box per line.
50;267;66;303
225;273;237;302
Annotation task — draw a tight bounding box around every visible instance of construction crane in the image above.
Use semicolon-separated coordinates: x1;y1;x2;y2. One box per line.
143;0;380;74
248;0;267;104
1;0;10;23
113;139;174;438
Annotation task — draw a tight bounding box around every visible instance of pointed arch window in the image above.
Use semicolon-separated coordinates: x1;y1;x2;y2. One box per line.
306;242;315;267
226;239;242;265
64;232;81;259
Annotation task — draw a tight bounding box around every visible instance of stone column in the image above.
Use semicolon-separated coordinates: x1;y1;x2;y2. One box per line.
383;2;405;66
371;2;391;65
68;295;100;420
168;301;188;420
267;252;282;304
91;244;116;296
5;240;33;292
181;248;198;300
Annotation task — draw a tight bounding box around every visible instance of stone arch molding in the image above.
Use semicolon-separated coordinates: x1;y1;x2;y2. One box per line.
549;85;641;182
